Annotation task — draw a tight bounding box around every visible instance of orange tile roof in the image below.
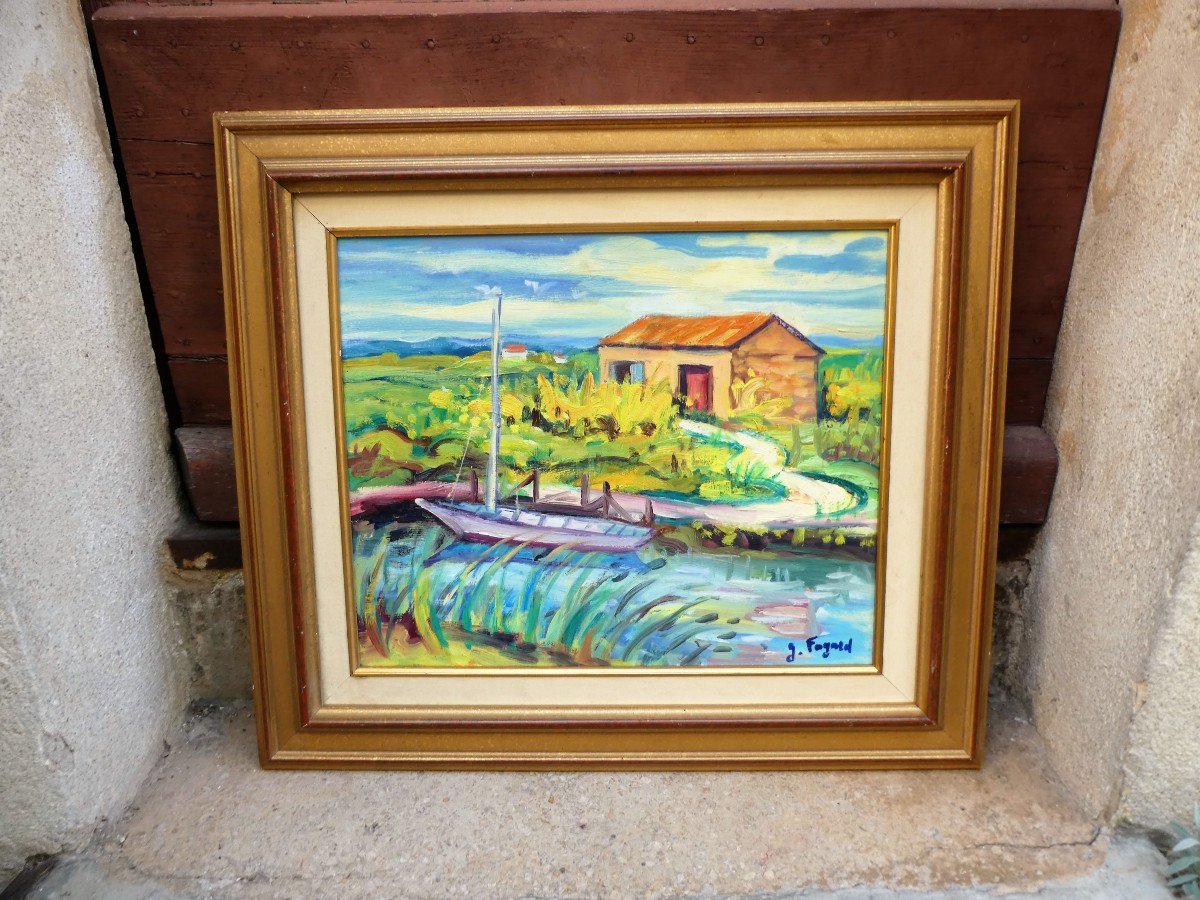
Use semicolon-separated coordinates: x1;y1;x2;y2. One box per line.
600;312;806;350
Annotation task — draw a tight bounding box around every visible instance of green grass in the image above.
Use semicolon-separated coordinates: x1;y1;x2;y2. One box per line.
342;348;884;508
816;349;884;464
342;351;784;501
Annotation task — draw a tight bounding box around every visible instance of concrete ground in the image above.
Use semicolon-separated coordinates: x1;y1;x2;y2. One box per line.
28;838;1169;899
19;701;1170;899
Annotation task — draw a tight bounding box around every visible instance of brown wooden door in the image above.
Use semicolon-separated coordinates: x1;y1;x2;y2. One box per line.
680;365;713;413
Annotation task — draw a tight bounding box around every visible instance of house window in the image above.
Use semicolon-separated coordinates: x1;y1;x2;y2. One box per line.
610;361;645;384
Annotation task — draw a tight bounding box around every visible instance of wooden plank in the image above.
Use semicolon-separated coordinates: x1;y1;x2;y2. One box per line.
170;357;233;425
93;2;1120;364
175;426;238;522
167;356;1054;428
999;424;1058;526
177;423;1059;524
1004;358;1053;425
94;4;1120;150
127;174;224;356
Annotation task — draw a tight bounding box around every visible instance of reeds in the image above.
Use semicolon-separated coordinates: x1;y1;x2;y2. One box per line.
352;527;736;666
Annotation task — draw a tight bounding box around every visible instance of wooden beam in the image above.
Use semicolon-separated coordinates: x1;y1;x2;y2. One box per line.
175;426;238;523
999;425;1059;526
170;358;233;426
1003;359;1054;426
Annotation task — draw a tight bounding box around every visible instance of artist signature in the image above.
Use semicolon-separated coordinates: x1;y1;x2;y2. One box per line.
785;637;854;661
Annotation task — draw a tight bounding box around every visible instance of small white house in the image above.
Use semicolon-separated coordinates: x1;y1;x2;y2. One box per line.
552;352;568;364
501;343;528;361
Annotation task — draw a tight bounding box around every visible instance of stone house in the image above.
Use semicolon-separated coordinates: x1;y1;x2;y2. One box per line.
597;312;825;419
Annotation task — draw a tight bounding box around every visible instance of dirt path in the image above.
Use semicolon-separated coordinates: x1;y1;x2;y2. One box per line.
682;421;860;517
543;422;870;530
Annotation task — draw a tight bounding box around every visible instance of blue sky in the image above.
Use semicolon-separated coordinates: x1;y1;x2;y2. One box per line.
337;230;888;345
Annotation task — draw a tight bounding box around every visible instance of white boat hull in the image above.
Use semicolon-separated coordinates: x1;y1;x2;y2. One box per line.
416;499;654;553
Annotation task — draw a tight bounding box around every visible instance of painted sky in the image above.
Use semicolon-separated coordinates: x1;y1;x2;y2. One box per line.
337;230;888;345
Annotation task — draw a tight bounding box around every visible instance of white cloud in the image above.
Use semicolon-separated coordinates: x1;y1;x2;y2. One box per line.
339;230;888;341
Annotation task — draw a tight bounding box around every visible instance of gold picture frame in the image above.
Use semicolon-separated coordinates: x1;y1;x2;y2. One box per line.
214;102;1018;769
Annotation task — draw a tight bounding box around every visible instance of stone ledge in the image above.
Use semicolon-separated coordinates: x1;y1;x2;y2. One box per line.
52;700;1167;899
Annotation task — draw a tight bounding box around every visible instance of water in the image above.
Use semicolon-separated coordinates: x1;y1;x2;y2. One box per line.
633;547;876;666
366;523;876;667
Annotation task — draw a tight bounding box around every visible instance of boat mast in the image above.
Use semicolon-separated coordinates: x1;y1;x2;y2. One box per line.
485;291;503;512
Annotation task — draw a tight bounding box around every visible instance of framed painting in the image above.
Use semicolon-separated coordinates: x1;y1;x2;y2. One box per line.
214;102;1018;768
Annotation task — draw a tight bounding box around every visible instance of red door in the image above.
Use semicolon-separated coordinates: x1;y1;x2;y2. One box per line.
681;366;714;413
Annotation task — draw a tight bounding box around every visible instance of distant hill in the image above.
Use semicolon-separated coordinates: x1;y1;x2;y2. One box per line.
343;332;881;357
342;335;599;359
808;333;885;351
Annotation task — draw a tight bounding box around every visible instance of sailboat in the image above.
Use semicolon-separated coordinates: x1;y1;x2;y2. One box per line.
416;290;656;554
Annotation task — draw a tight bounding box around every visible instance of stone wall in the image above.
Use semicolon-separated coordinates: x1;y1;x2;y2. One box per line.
1019;0;1200;825
730;319;821;420
731;353;819;420
1122;514;1200;826
0;0;186;881
169;570;252;703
